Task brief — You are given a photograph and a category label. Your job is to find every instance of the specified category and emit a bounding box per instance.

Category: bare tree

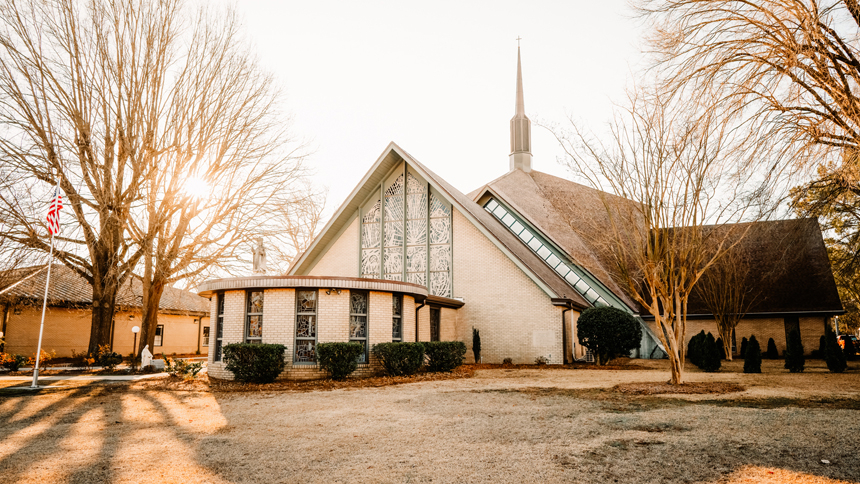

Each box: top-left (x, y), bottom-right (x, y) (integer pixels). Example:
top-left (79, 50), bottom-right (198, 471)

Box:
top-left (0, 0), bottom-right (153, 353)
top-left (693, 243), bottom-right (759, 361)
top-left (549, 89), bottom-right (756, 384)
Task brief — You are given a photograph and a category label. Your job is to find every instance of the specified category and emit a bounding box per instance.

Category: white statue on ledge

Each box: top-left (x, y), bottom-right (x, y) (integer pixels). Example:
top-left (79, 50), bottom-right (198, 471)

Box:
top-left (252, 237), bottom-right (267, 274)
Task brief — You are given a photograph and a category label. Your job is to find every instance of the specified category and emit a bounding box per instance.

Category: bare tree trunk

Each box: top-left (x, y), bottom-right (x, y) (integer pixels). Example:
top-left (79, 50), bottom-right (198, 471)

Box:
top-left (139, 281), bottom-right (165, 355)
top-left (718, 324), bottom-right (734, 361)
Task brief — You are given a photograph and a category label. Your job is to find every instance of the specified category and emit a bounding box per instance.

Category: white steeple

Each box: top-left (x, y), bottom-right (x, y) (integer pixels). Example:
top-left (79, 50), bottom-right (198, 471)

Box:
top-left (509, 43), bottom-right (532, 173)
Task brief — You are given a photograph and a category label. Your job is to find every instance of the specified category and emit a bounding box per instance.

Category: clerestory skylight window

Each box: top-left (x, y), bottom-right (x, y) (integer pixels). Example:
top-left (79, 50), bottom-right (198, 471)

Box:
top-left (484, 198), bottom-right (609, 307)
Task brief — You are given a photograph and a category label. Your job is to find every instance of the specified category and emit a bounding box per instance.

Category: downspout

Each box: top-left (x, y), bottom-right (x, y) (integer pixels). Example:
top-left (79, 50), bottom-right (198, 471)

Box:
top-left (196, 317), bottom-right (201, 354)
top-left (0, 304), bottom-right (8, 352)
top-left (561, 306), bottom-right (571, 365)
top-left (415, 299), bottom-right (426, 342)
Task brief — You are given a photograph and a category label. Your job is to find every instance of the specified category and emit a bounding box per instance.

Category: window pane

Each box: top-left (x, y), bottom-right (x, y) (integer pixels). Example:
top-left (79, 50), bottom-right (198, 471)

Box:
top-left (510, 221), bottom-right (524, 235)
top-left (392, 295), bottom-right (402, 317)
top-left (350, 315), bottom-right (367, 338)
top-left (546, 254), bottom-right (560, 268)
top-left (575, 280), bottom-right (590, 294)
top-left (296, 315), bottom-right (316, 337)
top-left (565, 272), bottom-right (580, 286)
top-left (485, 199), bottom-right (499, 212)
top-left (216, 316), bottom-right (223, 338)
top-left (248, 291), bottom-right (263, 313)
top-left (518, 229), bottom-right (533, 243)
top-left (537, 245), bottom-right (552, 260)
top-left (528, 238), bottom-right (542, 251)
top-left (393, 317), bottom-right (402, 340)
top-left (556, 263), bottom-right (571, 278)
top-left (501, 213), bottom-right (516, 227)
top-left (297, 290), bottom-right (316, 312)
top-left (295, 340), bottom-right (316, 362)
top-left (492, 205), bottom-right (507, 218)
top-left (350, 292), bottom-right (368, 315)
top-left (247, 315), bottom-right (262, 338)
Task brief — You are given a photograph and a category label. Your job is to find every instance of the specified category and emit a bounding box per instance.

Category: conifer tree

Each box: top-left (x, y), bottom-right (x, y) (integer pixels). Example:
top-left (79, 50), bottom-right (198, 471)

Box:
top-left (715, 337), bottom-right (726, 360)
top-left (744, 335), bottom-right (762, 373)
top-left (825, 326), bottom-right (847, 373)
top-left (784, 330), bottom-right (805, 373)
top-left (701, 333), bottom-right (722, 372)
top-left (740, 337), bottom-right (748, 358)
top-left (765, 338), bottom-right (779, 359)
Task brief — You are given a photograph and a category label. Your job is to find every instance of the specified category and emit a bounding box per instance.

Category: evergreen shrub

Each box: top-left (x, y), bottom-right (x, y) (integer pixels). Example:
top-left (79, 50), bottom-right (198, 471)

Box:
top-left (372, 342), bottom-right (425, 376)
top-left (701, 333), bottom-right (722, 372)
top-left (765, 338), bottom-right (779, 359)
top-left (472, 327), bottom-right (481, 363)
top-left (811, 335), bottom-right (826, 359)
top-left (317, 342), bottom-right (364, 380)
top-left (96, 345), bottom-right (123, 370)
top-left (577, 307), bottom-right (642, 365)
top-left (423, 341), bottom-right (466, 372)
top-left (715, 337), bottom-right (726, 360)
top-left (740, 337), bottom-right (748, 358)
top-left (743, 335), bottom-right (762, 373)
top-left (825, 327), bottom-right (847, 373)
top-left (687, 330), bottom-right (706, 368)
top-left (223, 343), bottom-right (286, 383)
top-left (784, 330), bottom-right (805, 373)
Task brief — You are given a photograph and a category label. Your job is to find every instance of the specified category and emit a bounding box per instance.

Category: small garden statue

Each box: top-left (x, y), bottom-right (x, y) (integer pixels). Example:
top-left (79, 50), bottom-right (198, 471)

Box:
top-left (140, 345), bottom-right (153, 368)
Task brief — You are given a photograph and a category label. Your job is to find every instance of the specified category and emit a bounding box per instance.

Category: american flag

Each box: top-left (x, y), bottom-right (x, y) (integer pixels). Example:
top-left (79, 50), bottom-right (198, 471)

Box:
top-left (46, 187), bottom-right (62, 235)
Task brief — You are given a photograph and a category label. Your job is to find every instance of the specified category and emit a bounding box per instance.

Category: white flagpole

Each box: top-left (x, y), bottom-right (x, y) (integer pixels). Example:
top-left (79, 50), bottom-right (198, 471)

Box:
top-left (31, 184), bottom-right (58, 389)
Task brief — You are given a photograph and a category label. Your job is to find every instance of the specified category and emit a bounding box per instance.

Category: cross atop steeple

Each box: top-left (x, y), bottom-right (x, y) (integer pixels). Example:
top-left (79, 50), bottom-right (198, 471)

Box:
top-left (509, 42), bottom-right (532, 173)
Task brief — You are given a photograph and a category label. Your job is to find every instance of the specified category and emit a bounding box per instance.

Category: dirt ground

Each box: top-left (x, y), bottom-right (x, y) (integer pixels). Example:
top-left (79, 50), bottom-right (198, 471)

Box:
top-left (1, 359), bottom-right (859, 484)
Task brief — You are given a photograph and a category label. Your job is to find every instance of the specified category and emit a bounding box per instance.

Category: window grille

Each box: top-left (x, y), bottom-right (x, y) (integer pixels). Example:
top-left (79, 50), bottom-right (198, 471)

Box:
top-left (295, 290), bottom-right (317, 363)
top-left (392, 294), bottom-right (403, 341)
top-left (245, 291), bottom-right (263, 344)
top-left (350, 291), bottom-right (369, 363)
top-left (430, 308), bottom-right (440, 342)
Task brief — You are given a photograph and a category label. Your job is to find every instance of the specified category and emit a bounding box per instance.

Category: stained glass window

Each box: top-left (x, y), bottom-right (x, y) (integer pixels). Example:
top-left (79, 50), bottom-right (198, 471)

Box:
top-left (245, 291), bottom-right (263, 344)
top-left (295, 290), bottom-right (317, 363)
top-left (392, 294), bottom-right (403, 342)
top-left (361, 199), bottom-right (381, 278)
top-left (429, 192), bottom-right (452, 297)
top-left (384, 174), bottom-right (405, 279)
top-left (350, 291), bottom-right (368, 363)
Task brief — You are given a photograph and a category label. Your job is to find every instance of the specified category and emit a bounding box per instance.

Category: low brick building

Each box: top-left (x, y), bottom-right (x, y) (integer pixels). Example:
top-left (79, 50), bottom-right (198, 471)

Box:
top-left (0, 264), bottom-right (210, 358)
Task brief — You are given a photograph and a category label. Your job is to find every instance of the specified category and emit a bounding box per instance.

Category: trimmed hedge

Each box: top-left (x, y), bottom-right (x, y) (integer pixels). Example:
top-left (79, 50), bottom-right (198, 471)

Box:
top-left (317, 342), bottom-right (364, 380)
top-left (577, 307), bottom-right (642, 365)
top-left (423, 341), bottom-right (466, 372)
top-left (223, 343), bottom-right (286, 383)
top-left (687, 330), bottom-right (706, 368)
top-left (372, 342), bottom-right (425, 376)
top-left (743, 335), bottom-right (762, 374)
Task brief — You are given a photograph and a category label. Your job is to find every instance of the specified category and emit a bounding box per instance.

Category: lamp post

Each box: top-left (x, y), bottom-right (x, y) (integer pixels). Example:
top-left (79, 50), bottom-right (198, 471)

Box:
top-left (131, 326), bottom-right (140, 361)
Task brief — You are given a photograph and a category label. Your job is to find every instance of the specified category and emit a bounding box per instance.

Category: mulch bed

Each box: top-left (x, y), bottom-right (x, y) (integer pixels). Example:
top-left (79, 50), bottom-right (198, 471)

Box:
top-left (130, 366), bottom-right (476, 393)
top-left (613, 382), bottom-right (746, 395)
top-left (470, 359), bottom-right (648, 371)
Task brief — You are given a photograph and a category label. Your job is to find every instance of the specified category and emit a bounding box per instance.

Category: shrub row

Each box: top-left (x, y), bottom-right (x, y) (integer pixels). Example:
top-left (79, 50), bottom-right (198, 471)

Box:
top-left (687, 331), bottom-right (721, 372)
top-left (222, 341), bottom-right (467, 383)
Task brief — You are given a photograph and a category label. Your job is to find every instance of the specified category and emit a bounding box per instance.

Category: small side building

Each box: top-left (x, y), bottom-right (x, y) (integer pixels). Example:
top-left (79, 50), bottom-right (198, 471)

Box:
top-left (0, 264), bottom-right (210, 357)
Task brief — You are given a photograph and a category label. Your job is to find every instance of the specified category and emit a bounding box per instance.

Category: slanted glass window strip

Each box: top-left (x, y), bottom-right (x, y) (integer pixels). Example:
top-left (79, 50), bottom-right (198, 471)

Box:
top-left (383, 174), bottom-right (405, 281)
top-left (295, 290), bottom-right (317, 363)
top-left (406, 171), bottom-right (428, 286)
top-left (483, 197), bottom-right (612, 309)
top-left (392, 294), bottom-right (403, 341)
top-left (350, 291), bottom-right (369, 363)
top-left (245, 291), bottom-right (263, 344)
top-left (361, 200), bottom-right (381, 278)
top-left (214, 293), bottom-right (225, 361)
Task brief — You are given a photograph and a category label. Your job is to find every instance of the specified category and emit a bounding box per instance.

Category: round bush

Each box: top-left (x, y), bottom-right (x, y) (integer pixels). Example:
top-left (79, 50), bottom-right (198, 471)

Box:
top-left (317, 342), bottom-right (364, 380)
top-left (577, 307), bottom-right (642, 365)
top-left (423, 341), bottom-right (466, 372)
top-left (223, 343), bottom-right (286, 383)
top-left (372, 342), bottom-right (425, 376)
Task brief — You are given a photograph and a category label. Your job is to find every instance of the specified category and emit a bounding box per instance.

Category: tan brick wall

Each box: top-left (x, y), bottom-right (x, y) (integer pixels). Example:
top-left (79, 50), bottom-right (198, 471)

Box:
top-left (308, 217), bottom-right (360, 277)
top-left (649, 315), bottom-right (830, 358)
top-left (208, 288), bottom-right (417, 381)
top-left (452, 208), bottom-right (564, 364)
top-left (4, 306), bottom-right (207, 358)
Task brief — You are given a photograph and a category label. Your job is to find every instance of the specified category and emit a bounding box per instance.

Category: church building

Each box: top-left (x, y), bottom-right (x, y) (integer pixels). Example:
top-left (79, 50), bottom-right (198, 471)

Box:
top-left (199, 47), bottom-right (842, 380)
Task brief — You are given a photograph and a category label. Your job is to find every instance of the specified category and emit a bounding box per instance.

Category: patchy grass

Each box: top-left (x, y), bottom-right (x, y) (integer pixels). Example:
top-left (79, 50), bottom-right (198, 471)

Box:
top-left (1, 362), bottom-right (859, 483)
top-left (614, 381), bottom-right (746, 395)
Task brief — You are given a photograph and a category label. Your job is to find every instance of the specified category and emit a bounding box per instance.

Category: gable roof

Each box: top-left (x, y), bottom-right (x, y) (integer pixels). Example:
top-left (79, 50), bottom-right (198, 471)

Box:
top-left (686, 218), bottom-right (843, 315)
top-left (473, 169), bottom-right (641, 310)
top-left (0, 264), bottom-right (210, 315)
top-left (475, 170), bottom-right (842, 316)
top-left (289, 142), bottom-right (590, 308)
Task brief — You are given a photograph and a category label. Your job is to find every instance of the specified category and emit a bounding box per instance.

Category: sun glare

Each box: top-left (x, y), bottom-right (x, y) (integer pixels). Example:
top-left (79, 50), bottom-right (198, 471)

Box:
top-left (184, 176), bottom-right (210, 199)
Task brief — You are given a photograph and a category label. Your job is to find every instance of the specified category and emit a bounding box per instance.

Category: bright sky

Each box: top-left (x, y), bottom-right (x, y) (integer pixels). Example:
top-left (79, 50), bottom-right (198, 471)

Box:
top-left (236, 1), bottom-right (648, 215)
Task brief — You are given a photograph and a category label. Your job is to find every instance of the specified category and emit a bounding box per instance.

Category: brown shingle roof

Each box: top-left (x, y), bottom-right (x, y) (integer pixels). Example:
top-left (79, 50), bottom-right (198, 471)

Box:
top-left (478, 170), bottom-right (842, 316)
top-left (0, 264), bottom-right (210, 315)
